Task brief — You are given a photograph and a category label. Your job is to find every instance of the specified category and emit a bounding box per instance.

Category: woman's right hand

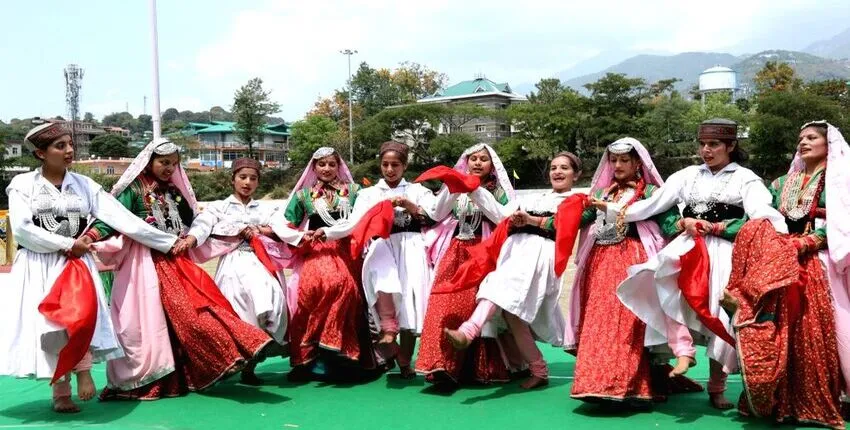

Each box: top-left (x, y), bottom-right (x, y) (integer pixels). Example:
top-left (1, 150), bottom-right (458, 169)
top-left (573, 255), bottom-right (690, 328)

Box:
top-left (588, 197), bottom-right (607, 211)
top-left (70, 236), bottom-right (93, 258)
top-left (681, 218), bottom-right (709, 237)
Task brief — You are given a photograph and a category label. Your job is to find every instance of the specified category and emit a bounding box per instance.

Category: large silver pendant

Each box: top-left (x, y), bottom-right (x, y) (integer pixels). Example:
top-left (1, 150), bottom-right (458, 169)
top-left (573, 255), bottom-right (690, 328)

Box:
top-left (787, 207), bottom-right (807, 220)
top-left (595, 222), bottom-right (625, 245)
top-left (692, 202), bottom-right (710, 214)
top-left (457, 222), bottom-right (475, 240)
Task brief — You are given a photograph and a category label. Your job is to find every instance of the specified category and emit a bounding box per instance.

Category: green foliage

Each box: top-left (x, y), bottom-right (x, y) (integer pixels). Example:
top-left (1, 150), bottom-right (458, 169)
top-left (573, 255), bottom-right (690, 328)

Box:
top-left (289, 116), bottom-right (341, 165)
top-left (232, 78), bottom-right (281, 156)
top-left (427, 133), bottom-right (476, 166)
top-left (89, 134), bottom-right (131, 158)
top-left (749, 90), bottom-right (848, 178)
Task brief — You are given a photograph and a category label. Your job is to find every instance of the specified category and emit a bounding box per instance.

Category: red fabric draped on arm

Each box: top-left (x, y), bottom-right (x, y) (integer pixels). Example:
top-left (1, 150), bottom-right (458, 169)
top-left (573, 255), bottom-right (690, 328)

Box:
top-left (678, 235), bottom-right (736, 346)
top-left (349, 200), bottom-right (395, 257)
top-left (437, 218), bottom-right (512, 295)
top-left (554, 193), bottom-right (588, 277)
top-left (38, 257), bottom-right (98, 384)
top-left (414, 166), bottom-right (480, 193)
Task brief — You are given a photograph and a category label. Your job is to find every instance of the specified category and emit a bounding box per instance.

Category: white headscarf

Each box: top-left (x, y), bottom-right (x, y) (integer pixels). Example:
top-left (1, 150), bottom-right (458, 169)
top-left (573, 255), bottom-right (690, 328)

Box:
top-left (289, 147), bottom-right (354, 194)
top-left (453, 143), bottom-right (515, 199)
top-left (789, 121), bottom-right (850, 270)
top-left (110, 137), bottom-right (198, 212)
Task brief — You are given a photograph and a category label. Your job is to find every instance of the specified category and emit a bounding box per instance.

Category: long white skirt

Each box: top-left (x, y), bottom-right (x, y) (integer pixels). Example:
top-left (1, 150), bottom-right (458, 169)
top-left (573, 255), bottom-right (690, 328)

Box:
top-left (0, 249), bottom-right (122, 379)
top-left (361, 232), bottom-right (432, 334)
top-left (617, 234), bottom-right (738, 373)
top-left (214, 249), bottom-right (287, 345)
top-left (476, 233), bottom-right (565, 346)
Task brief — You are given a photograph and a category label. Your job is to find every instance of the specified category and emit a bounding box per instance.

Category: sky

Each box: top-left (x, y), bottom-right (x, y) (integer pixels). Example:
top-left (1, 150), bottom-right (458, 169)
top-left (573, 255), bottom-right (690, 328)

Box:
top-left (1, 0), bottom-right (849, 123)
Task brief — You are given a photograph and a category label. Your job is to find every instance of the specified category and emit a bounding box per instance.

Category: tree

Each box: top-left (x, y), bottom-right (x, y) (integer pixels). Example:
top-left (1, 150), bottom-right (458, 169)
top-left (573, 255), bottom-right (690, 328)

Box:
top-left (427, 133), bottom-right (476, 166)
top-left (89, 134), bottom-right (131, 158)
top-left (754, 61), bottom-right (803, 94)
top-left (289, 115), bottom-right (341, 165)
top-left (369, 104), bottom-right (442, 161)
top-left (640, 92), bottom-right (693, 144)
top-left (137, 114), bottom-right (153, 133)
top-left (83, 112), bottom-right (95, 123)
top-left (501, 78), bottom-right (589, 180)
top-left (437, 103), bottom-right (490, 134)
top-left (102, 112), bottom-right (137, 132)
top-left (162, 108), bottom-right (180, 122)
top-left (805, 79), bottom-right (850, 109)
top-left (682, 92), bottom-right (748, 139)
top-left (749, 91), bottom-right (847, 178)
top-left (583, 73), bottom-right (649, 147)
top-left (231, 78), bottom-right (281, 157)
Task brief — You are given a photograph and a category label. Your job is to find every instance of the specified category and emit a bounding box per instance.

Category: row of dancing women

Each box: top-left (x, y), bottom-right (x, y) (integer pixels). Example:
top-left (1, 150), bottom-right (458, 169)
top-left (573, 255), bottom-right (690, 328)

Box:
top-left (1, 118), bottom-right (848, 429)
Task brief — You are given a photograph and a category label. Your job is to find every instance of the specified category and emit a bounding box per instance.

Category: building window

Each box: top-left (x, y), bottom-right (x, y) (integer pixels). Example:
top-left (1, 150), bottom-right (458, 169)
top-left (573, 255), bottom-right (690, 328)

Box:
top-left (222, 151), bottom-right (240, 161)
top-left (11, 147), bottom-right (19, 155)
top-left (475, 124), bottom-right (486, 133)
top-left (499, 103), bottom-right (507, 109)
top-left (499, 124), bottom-right (508, 132)
top-left (106, 166), bottom-right (115, 175)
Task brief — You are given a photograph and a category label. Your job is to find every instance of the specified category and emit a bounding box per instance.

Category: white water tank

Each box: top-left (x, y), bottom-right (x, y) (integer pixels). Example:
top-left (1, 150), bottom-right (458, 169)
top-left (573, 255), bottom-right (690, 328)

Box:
top-left (699, 66), bottom-right (737, 92)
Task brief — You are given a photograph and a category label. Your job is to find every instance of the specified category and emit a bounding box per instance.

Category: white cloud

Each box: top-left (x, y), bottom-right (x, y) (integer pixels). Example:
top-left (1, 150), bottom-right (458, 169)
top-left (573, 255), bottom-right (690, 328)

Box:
top-left (183, 0), bottom-right (847, 121)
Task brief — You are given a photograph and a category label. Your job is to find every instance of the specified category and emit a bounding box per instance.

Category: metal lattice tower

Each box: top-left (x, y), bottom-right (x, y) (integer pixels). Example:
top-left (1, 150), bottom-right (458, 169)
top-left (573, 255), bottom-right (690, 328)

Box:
top-left (64, 64), bottom-right (84, 158)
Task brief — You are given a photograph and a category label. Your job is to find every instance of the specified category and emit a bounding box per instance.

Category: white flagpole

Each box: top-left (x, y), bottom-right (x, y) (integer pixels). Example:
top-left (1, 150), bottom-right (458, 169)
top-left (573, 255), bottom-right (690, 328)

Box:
top-left (149, 0), bottom-right (162, 140)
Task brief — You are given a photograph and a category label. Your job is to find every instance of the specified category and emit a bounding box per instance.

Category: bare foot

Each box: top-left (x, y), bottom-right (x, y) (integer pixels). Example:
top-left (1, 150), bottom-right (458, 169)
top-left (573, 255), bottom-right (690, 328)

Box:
top-left (53, 396), bottom-right (80, 413)
top-left (379, 331), bottom-right (398, 345)
top-left (399, 366), bottom-right (416, 379)
top-left (443, 328), bottom-right (471, 350)
top-left (76, 370), bottom-right (96, 401)
top-left (709, 392), bottom-right (734, 410)
top-left (669, 356), bottom-right (694, 377)
top-left (520, 376), bottom-right (549, 390)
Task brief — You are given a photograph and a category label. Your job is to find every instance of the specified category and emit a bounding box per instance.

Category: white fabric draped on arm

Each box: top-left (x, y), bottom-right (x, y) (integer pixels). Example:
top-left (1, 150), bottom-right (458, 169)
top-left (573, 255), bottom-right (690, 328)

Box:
top-left (622, 170), bottom-right (686, 223)
top-left (91, 185), bottom-right (177, 253)
top-left (469, 187), bottom-right (516, 223)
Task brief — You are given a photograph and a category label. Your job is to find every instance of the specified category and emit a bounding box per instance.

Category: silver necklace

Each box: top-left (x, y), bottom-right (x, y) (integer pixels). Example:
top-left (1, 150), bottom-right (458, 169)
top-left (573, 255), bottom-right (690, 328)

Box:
top-left (687, 169), bottom-right (734, 216)
top-left (455, 194), bottom-right (482, 240)
top-left (34, 184), bottom-right (83, 237)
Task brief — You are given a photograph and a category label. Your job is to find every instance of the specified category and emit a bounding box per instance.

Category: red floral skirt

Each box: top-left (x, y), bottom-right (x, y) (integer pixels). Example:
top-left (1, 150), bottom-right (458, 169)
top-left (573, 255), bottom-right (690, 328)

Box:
top-left (288, 239), bottom-right (368, 368)
top-left (415, 238), bottom-right (510, 384)
top-left (738, 252), bottom-right (844, 429)
top-left (100, 253), bottom-right (271, 400)
top-left (571, 238), bottom-right (652, 402)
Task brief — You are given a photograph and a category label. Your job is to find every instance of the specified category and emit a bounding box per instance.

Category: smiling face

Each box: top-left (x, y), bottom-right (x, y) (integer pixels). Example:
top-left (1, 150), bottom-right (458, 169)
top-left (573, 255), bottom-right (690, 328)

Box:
top-left (35, 134), bottom-right (74, 171)
top-left (797, 126), bottom-right (828, 166)
top-left (147, 152), bottom-right (180, 182)
top-left (232, 168), bottom-right (259, 201)
top-left (380, 151), bottom-right (407, 186)
top-left (549, 156), bottom-right (577, 192)
top-left (313, 155), bottom-right (340, 183)
top-left (466, 149), bottom-right (493, 179)
top-left (698, 138), bottom-right (734, 171)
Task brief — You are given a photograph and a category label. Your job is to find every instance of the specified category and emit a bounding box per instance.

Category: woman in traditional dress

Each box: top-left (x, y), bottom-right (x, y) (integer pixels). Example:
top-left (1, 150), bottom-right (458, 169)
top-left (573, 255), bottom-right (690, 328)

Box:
top-left (415, 143), bottom-right (518, 389)
top-left (281, 147), bottom-right (382, 381)
top-left (320, 141), bottom-right (436, 378)
top-left (443, 151), bottom-right (582, 389)
top-left (0, 123), bottom-right (178, 412)
top-left (570, 138), bottom-right (694, 405)
top-left (724, 121), bottom-right (850, 429)
top-left (92, 138), bottom-right (272, 400)
top-left (606, 119), bottom-right (787, 409)
top-left (183, 157), bottom-right (288, 385)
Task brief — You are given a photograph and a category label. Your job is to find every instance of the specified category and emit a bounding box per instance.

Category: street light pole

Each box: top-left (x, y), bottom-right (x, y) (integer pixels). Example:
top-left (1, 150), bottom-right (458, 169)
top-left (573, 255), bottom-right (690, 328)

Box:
top-left (340, 49), bottom-right (357, 164)
top-left (149, 0), bottom-right (162, 140)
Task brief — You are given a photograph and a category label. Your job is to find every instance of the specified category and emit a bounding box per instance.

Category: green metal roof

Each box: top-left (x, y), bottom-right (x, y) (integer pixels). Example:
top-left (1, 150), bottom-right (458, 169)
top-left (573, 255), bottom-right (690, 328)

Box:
top-left (187, 121), bottom-right (290, 137)
top-left (425, 77), bottom-right (513, 99)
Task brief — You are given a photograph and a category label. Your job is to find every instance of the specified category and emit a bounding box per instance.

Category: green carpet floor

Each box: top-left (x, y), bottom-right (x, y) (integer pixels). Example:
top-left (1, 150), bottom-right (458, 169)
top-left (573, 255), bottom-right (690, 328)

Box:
top-left (0, 345), bottom-right (810, 429)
